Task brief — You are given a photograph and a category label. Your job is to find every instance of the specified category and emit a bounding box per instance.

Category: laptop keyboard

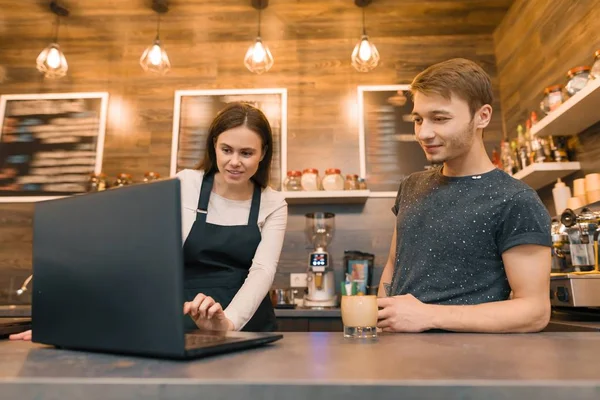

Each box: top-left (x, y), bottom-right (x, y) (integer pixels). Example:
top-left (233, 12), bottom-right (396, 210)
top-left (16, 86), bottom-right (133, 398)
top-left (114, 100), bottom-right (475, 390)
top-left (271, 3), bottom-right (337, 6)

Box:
top-left (184, 333), bottom-right (242, 349)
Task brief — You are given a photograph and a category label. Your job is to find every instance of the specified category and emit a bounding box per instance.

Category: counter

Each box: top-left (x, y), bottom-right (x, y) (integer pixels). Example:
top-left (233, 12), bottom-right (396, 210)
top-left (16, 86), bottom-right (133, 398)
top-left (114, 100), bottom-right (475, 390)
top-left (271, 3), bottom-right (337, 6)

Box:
top-left (1, 332), bottom-right (600, 399)
top-left (4, 305), bottom-right (600, 332)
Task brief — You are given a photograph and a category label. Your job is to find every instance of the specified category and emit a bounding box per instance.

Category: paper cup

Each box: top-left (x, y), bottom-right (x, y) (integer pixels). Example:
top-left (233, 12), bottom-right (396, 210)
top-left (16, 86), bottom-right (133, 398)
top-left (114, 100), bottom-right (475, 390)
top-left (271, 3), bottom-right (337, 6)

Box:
top-left (585, 173), bottom-right (600, 192)
top-left (567, 196), bottom-right (584, 210)
top-left (573, 178), bottom-right (587, 197)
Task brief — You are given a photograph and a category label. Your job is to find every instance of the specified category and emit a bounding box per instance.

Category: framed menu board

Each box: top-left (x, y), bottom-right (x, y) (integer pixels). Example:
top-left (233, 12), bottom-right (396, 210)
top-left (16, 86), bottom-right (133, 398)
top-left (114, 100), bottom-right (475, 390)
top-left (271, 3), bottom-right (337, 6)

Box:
top-left (358, 85), bottom-right (430, 195)
top-left (0, 92), bottom-right (108, 202)
top-left (171, 88), bottom-right (287, 190)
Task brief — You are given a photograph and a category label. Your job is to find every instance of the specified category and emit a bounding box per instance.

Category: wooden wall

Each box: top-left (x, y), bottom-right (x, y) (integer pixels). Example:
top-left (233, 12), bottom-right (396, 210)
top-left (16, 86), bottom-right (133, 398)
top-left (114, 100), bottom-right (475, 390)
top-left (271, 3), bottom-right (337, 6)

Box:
top-left (494, 0), bottom-right (600, 210)
top-left (0, 0), bottom-right (511, 303)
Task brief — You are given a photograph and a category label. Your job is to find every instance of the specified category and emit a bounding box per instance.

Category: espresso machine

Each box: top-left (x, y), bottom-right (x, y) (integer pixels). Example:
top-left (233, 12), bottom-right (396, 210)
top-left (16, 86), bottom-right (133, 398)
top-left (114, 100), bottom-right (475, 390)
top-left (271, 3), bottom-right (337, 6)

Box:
top-left (550, 208), bottom-right (600, 308)
top-left (303, 212), bottom-right (337, 308)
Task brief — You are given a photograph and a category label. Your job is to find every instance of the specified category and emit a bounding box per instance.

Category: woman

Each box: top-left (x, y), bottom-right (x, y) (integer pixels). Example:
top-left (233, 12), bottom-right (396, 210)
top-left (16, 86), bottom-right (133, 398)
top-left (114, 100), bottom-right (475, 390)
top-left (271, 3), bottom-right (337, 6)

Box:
top-left (11, 102), bottom-right (287, 340)
top-left (179, 102), bottom-right (287, 332)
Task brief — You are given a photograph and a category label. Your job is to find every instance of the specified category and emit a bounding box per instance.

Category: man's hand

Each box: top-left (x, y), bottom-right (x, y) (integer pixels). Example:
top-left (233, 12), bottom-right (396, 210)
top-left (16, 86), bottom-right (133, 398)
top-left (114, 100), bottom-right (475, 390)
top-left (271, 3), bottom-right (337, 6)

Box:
top-left (183, 293), bottom-right (234, 332)
top-left (9, 329), bottom-right (32, 341)
top-left (377, 294), bottom-right (434, 332)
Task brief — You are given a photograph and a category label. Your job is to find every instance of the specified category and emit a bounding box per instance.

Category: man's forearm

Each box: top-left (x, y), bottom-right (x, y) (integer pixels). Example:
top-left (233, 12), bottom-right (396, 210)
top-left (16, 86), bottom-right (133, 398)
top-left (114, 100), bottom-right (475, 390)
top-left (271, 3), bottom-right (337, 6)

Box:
top-left (427, 297), bottom-right (550, 333)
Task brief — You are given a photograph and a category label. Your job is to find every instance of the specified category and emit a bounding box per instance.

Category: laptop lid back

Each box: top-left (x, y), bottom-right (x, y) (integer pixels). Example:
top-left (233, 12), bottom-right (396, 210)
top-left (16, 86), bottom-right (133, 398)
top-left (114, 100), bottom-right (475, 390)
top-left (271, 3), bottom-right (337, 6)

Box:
top-left (32, 179), bottom-right (186, 358)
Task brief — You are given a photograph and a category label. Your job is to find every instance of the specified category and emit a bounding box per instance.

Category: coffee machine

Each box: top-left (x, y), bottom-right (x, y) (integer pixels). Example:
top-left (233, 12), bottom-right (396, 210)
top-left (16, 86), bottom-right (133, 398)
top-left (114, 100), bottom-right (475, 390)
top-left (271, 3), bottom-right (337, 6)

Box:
top-left (550, 208), bottom-right (600, 307)
top-left (303, 212), bottom-right (337, 308)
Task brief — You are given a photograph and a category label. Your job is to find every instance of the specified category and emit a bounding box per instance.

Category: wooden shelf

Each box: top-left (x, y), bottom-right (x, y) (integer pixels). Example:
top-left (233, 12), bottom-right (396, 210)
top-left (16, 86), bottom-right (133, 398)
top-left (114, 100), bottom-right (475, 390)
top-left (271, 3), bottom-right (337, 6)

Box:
top-left (283, 190), bottom-right (370, 204)
top-left (531, 78), bottom-right (600, 137)
top-left (513, 162), bottom-right (581, 190)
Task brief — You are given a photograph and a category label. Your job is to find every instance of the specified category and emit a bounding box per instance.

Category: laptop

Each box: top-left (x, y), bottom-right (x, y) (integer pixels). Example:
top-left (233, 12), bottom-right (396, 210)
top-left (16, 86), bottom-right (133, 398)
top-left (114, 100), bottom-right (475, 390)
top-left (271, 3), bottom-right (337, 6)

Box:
top-left (31, 178), bottom-right (282, 359)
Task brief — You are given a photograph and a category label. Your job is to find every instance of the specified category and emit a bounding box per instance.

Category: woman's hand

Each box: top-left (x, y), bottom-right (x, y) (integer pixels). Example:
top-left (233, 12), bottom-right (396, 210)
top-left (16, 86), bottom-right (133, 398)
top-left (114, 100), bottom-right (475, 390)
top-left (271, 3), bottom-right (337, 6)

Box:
top-left (183, 294), bottom-right (234, 332)
top-left (9, 329), bottom-right (32, 341)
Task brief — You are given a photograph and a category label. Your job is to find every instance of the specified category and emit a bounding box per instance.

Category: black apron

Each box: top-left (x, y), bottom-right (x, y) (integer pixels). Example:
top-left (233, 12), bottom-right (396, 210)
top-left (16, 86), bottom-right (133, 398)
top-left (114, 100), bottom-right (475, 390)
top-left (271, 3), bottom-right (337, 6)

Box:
top-left (182, 172), bottom-right (276, 332)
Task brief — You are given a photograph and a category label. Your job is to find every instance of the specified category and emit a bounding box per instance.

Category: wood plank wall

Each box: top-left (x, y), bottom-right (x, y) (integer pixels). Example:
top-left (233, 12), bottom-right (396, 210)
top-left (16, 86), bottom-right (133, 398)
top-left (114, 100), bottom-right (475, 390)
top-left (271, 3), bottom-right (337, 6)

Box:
top-left (0, 0), bottom-right (507, 302)
top-left (494, 0), bottom-right (600, 212)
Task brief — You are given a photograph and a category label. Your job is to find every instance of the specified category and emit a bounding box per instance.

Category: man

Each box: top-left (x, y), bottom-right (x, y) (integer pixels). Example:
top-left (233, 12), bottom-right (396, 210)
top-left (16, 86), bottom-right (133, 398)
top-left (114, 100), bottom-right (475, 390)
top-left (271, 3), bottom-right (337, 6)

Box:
top-left (377, 58), bottom-right (551, 333)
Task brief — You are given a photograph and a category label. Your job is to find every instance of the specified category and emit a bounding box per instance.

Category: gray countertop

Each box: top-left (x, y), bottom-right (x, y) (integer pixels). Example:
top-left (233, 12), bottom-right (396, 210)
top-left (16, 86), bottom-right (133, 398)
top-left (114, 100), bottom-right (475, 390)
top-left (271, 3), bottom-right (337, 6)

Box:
top-left (1, 332), bottom-right (600, 399)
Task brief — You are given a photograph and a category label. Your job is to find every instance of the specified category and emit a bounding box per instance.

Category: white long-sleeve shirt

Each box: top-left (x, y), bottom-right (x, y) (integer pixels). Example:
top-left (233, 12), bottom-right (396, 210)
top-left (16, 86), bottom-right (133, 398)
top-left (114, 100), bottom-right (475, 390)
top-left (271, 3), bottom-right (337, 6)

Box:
top-left (176, 169), bottom-right (288, 330)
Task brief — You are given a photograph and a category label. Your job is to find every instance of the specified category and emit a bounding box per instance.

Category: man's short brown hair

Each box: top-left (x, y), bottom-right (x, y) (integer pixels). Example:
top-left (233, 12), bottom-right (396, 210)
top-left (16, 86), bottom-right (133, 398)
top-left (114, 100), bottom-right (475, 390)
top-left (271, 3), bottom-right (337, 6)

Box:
top-left (410, 58), bottom-right (493, 118)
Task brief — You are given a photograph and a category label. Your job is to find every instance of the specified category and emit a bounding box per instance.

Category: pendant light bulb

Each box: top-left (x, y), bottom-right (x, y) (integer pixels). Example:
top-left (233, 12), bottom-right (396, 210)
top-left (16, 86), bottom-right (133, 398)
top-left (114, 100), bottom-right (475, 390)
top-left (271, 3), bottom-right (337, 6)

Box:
top-left (358, 37), bottom-right (372, 61)
top-left (36, 2), bottom-right (70, 80)
top-left (46, 47), bottom-right (61, 69)
top-left (140, 6), bottom-right (171, 75)
top-left (140, 39), bottom-right (171, 74)
top-left (351, 35), bottom-right (379, 72)
top-left (36, 43), bottom-right (69, 79)
top-left (351, 2), bottom-right (380, 73)
top-left (244, 37), bottom-right (274, 74)
top-left (245, 2), bottom-right (274, 74)
top-left (148, 44), bottom-right (163, 66)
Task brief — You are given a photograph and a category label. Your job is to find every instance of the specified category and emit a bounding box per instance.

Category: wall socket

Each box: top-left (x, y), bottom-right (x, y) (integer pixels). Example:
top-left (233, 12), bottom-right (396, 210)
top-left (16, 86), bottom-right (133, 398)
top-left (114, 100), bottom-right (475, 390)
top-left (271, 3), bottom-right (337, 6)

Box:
top-left (290, 273), bottom-right (308, 287)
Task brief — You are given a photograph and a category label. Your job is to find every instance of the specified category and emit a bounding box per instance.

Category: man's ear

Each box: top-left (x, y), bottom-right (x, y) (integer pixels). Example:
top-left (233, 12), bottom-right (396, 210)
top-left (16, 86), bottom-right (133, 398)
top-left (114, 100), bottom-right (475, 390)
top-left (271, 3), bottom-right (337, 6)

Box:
top-left (476, 104), bottom-right (492, 130)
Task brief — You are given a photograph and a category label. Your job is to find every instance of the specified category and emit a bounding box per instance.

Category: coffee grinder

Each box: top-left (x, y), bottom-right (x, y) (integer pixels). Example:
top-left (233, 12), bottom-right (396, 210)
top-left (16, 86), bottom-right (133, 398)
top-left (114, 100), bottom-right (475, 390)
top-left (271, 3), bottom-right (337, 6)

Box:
top-left (303, 212), bottom-right (337, 308)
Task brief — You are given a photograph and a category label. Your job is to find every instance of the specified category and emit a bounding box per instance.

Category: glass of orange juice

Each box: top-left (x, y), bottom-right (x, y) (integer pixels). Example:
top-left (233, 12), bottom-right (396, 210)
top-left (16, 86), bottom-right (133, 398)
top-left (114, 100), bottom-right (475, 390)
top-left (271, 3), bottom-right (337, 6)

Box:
top-left (341, 295), bottom-right (378, 338)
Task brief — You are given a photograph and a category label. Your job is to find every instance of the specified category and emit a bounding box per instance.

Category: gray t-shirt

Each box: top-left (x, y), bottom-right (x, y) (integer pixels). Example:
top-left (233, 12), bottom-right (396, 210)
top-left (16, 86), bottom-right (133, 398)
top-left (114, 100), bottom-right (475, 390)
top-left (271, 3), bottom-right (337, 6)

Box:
top-left (389, 166), bottom-right (551, 305)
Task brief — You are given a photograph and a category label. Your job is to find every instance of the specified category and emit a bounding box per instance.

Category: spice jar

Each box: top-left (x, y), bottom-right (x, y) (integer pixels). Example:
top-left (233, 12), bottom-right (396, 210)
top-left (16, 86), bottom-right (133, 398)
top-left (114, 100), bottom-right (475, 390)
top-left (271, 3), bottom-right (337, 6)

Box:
top-left (344, 174), bottom-right (359, 190)
top-left (321, 168), bottom-right (344, 191)
top-left (88, 173), bottom-right (108, 192)
top-left (301, 168), bottom-right (320, 191)
top-left (357, 177), bottom-right (367, 190)
top-left (284, 170), bottom-right (302, 191)
top-left (143, 171), bottom-right (161, 183)
top-left (566, 66), bottom-right (591, 96)
top-left (591, 50), bottom-right (600, 79)
top-left (114, 173), bottom-right (133, 187)
top-left (540, 85), bottom-right (567, 114)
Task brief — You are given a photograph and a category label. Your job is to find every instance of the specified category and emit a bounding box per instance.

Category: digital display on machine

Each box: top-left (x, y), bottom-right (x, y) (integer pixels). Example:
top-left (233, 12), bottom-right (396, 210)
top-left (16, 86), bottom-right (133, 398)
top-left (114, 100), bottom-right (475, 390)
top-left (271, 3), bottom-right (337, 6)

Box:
top-left (310, 253), bottom-right (328, 267)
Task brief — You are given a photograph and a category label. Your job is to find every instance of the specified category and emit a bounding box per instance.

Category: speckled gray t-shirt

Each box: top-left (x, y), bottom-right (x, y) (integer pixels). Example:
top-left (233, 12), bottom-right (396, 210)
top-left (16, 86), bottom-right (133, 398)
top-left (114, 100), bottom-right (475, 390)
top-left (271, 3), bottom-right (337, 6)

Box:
top-left (389, 166), bottom-right (551, 305)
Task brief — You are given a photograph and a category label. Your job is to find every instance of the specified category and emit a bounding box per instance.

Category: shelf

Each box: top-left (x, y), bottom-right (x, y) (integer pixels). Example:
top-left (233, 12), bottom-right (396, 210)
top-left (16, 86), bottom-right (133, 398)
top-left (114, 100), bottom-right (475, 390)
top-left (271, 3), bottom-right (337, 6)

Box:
top-left (532, 78), bottom-right (600, 137)
top-left (513, 162), bottom-right (581, 190)
top-left (283, 190), bottom-right (370, 204)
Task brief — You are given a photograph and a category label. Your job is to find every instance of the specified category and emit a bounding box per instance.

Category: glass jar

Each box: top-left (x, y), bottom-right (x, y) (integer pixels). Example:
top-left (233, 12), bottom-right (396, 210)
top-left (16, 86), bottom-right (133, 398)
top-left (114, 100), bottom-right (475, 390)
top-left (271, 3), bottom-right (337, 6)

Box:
top-left (344, 174), bottom-right (359, 190)
top-left (321, 168), bottom-right (344, 191)
top-left (591, 50), bottom-right (600, 79)
top-left (540, 85), bottom-right (567, 114)
top-left (301, 168), bottom-right (320, 191)
top-left (88, 173), bottom-right (108, 192)
top-left (114, 173), bottom-right (133, 187)
top-left (284, 170), bottom-right (302, 191)
top-left (566, 66), bottom-right (591, 96)
top-left (357, 177), bottom-right (367, 190)
top-left (143, 171), bottom-right (160, 183)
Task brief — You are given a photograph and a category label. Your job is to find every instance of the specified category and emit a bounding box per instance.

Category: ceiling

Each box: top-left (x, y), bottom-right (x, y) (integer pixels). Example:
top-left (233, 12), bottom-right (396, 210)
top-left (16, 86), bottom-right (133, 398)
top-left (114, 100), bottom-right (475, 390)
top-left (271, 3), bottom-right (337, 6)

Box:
top-left (1, 0), bottom-right (516, 43)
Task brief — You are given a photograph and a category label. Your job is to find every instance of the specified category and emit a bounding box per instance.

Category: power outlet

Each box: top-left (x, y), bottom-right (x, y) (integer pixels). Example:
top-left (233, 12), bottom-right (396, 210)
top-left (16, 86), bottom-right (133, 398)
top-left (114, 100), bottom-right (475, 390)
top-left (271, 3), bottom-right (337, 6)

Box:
top-left (290, 273), bottom-right (308, 287)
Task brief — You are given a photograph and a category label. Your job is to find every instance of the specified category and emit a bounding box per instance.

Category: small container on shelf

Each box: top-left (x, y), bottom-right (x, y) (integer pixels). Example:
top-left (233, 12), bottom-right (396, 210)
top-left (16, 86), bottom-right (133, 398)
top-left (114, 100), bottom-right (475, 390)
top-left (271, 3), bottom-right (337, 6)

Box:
top-left (321, 168), bottom-right (344, 191)
top-left (301, 168), bottom-right (320, 191)
top-left (143, 171), bottom-right (161, 183)
top-left (284, 170), bottom-right (302, 191)
top-left (88, 173), bottom-right (108, 192)
top-left (591, 50), bottom-right (600, 79)
top-left (114, 173), bottom-right (133, 188)
top-left (357, 177), bottom-right (368, 190)
top-left (540, 84), bottom-right (567, 114)
top-left (344, 174), bottom-right (359, 190)
top-left (565, 66), bottom-right (591, 96)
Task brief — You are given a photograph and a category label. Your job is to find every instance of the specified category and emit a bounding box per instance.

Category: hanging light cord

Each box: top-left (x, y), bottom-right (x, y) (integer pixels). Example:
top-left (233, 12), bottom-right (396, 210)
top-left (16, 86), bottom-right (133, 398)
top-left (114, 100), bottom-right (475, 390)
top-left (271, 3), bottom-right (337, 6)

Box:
top-left (257, 8), bottom-right (262, 37)
top-left (156, 13), bottom-right (161, 41)
top-left (362, 7), bottom-right (367, 35)
top-left (53, 14), bottom-right (60, 43)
